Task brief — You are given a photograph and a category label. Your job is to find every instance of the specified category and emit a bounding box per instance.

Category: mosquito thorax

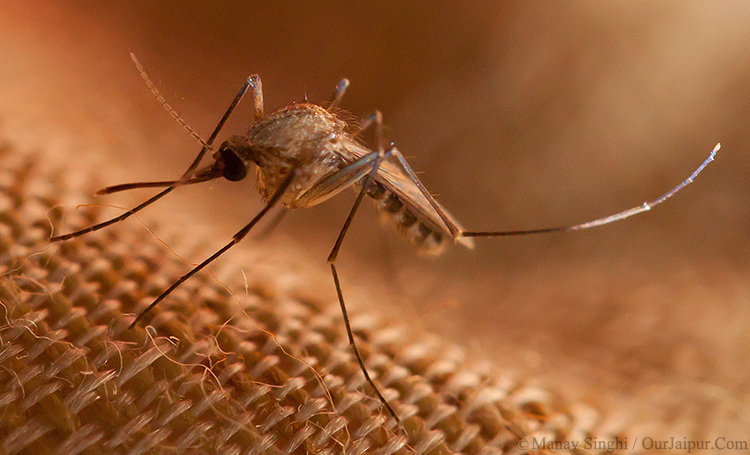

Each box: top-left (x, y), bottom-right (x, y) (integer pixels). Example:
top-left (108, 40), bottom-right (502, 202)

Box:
top-left (243, 103), bottom-right (352, 205)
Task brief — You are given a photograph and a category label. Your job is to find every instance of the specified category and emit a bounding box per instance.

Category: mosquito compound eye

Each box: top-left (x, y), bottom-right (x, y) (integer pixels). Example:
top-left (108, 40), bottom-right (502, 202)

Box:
top-left (219, 147), bottom-right (248, 181)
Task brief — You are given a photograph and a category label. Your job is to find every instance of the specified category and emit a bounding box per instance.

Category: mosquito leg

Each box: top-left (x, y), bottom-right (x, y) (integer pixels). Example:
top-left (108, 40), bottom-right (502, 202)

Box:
top-left (326, 147), bottom-right (402, 427)
top-left (50, 60), bottom-right (260, 242)
top-left (320, 75), bottom-right (381, 144)
top-left (325, 77), bottom-right (381, 147)
top-left (249, 74), bottom-right (264, 122)
top-left (355, 109), bottom-right (460, 238)
top-left (388, 147), bottom-right (463, 239)
top-left (292, 152), bottom-right (381, 207)
top-left (357, 111), bottom-right (381, 137)
top-left (130, 165), bottom-right (299, 328)
top-left (326, 79), bottom-right (350, 110)
top-left (388, 143), bottom-right (719, 241)
top-left (329, 264), bottom-right (402, 426)
top-left (462, 143), bottom-right (719, 237)
top-left (254, 208), bottom-right (288, 241)
top-left (50, 188), bottom-right (181, 242)
top-left (354, 111), bottom-right (385, 153)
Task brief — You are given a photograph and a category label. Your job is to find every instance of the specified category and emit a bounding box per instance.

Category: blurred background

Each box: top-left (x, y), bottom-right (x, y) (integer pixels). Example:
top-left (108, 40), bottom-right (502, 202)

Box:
top-left (1, 0), bottom-right (748, 439)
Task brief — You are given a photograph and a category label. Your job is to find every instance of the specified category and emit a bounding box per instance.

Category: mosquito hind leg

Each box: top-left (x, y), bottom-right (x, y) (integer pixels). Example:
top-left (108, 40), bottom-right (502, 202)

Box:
top-left (461, 143), bottom-right (720, 237)
top-left (387, 147), bottom-right (464, 239)
top-left (355, 111), bottom-right (386, 153)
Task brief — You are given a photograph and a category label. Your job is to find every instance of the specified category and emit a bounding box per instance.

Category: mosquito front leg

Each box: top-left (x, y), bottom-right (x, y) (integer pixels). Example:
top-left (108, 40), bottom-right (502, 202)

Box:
top-left (50, 58), bottom-right (259, 242)
top-left (130, 165), bottom-right (299, 327)
top-left (129, 53), bottom-right (257, 176)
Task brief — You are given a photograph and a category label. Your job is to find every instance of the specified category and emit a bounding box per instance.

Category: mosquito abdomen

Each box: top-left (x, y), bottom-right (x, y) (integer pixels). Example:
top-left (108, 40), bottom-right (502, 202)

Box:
top-left (363, 179), bottom-right (448, 255)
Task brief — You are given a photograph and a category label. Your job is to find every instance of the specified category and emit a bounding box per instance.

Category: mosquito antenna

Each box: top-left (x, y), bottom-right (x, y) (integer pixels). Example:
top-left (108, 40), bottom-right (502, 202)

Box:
top-left (130, 53), bottom-right (210, 150)
top-left (130, 53), bottom-right (253, 179)
top-left (462, 143), bottom-right (719, 238)
top-left (50, 55), bottom-right (253, 242)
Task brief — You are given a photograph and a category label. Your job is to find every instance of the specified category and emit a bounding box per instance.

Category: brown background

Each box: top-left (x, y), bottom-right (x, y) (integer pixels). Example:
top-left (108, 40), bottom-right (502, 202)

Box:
top-left (1, 1), bottom-right (748, 438)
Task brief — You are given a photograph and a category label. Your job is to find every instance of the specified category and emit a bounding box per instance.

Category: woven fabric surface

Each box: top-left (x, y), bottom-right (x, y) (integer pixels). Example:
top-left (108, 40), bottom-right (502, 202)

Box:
top-left (0, 143), bottom-right (609, 454)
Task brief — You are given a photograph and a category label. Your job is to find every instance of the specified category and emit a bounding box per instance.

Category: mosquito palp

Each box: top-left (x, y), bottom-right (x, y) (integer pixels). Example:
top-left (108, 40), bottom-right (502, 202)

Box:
top-left (96, 165), bottom-right (221, 195)
top-left (51, 54), bottom-right (718, 430)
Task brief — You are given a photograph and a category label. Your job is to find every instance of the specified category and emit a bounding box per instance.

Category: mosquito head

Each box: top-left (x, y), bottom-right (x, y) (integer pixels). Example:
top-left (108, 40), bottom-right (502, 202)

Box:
top-left (216, 135), bottom-right (254, 182)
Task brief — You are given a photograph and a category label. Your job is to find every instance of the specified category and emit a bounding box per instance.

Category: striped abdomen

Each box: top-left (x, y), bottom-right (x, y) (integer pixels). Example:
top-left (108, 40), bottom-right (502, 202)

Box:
top-left (362, 179), bottom-right (449, 255)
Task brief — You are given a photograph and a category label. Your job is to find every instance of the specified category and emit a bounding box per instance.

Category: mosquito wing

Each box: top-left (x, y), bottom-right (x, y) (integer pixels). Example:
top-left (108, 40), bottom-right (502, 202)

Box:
top-left (341, 142), bottom-right (475, 250)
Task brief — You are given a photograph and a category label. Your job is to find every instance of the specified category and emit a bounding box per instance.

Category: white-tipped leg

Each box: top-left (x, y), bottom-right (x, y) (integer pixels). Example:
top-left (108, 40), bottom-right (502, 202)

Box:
top-left (327, 78), bottom-right (350, 110)
top-left (462, 143), bottom-right (720, 237)
top-left (248, 74), bottom-right (264, 121)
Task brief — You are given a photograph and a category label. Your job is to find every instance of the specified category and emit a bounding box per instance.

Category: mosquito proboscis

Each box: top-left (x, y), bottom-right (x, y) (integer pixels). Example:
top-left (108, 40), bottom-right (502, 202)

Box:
top-left (50, 53), bottom-right (718, 429)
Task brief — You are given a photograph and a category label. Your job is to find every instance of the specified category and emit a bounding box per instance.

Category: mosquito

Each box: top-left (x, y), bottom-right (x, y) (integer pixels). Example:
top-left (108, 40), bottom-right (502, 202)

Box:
top-left (50, 54), bottom-right (718, 427)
